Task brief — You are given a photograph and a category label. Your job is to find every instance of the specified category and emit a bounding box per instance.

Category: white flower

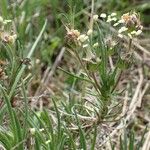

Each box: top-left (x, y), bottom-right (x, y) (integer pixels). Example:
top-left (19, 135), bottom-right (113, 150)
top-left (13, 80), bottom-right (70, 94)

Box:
top-left (111, 12), bottom-right (117, 17)
top-left (118, 27), bottom-right (128, 33)
top-left (118, 19), bottom-right (125, 24)
top-left (77, 34), bottom-right (89, 42)
top-left (39, 128), bottom-right (44, 132)
top-left (73, 29), bottom-right (80, 37)
top-left (106, 18), bottom-right (111, 22)
top-left (45, 140), bottom-right (51, 144)
top-left (9, 34), bottom-right (17, 43)
top-left (36, 59), bottom-right (40, 64)
top-left (106, 15), bottom-right (117, 22)
top-left (93, 15), bottom-right (98, 21)
top-left (111, 17), bottom-right (117, 21)
top-left (100, 13), bottom-right (107, 18)
top-left (128, 33), bottom-right (132, 39)
top-left (0, 16), bottom-right (3, 23)
top-left (106, 15), bottom-right (112, 22)
top-left (118, 34), bottom-right (123, 38)
top-left (93, 42), bottom-right (99, 47)
top-left (136, 30), bottom-right (142, 35)
top-left (113, 22), bottom-right (120, 26)
top-left (130, 31), bottom-right (137, 35)
top-left (87, 29), bottom-right (93, 35)
top-left (83, 35), bottom-right (89, 41)
top-left (83, 44), bottom-right (88, 48)
top-left (30, 128), bottom-right (36, 135)
top-left (3, 19), bottom-right (11, 25)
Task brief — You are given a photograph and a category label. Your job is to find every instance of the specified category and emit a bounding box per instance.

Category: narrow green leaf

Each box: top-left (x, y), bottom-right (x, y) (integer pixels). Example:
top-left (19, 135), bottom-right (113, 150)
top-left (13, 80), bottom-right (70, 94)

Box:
top-left (136, 126), bottom-right (148, 150)
top-left (8, 19), bottom-right (47, 99)
top-left (129, 131), bottom-right (134, 150)
top-left (58, 67), bottom-right (93, 83)
top-left (91, 123), bottom-right (97, 150)
top-left (74, 110), bottom-right (87, 150)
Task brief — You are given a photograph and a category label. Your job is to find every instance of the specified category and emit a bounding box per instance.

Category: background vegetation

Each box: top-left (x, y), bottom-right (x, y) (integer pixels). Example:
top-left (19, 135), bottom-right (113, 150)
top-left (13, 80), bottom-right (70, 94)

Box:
top-left (0, 0), bottom-right (149, 149)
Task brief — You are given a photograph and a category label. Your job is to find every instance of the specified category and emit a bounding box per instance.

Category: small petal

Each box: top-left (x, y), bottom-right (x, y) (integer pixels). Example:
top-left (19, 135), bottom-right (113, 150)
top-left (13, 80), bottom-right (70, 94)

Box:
top-left (118, 19), bottom-right (125, 24)
top-left (45, 140), bottom-right (51, 144)
top-left (0, 16), bottom-right (3, 22)
top-left (118, 27), bottom-right (128, 33)
top-left (113, 22), bottom-right (119, 26)
top-left (136, 30), bottom-right (142, 35)
top-left (111, 17), bottom-right (117, 21)
top-left (111, 12), bottom-right (117, 17)
top-left (93, 42), bottom-right (99, 47)
top-left (77, 34), bottom-right (88, 42)
top-left (87, 29), bottom-right (93, 35)
top-left (93, 15), bottom-right (99, 21)
top-left (30, 128), bottom-right (36, 135)
top-left (100, 13), bottom-right (107, 18)
top-left (106, 18), bottom-right (112, 22)
top-left (83, 44), bottom-right (88, 48)
top-left (106, 15), bottom-right (112, 22)
top-left (3, 20), bottom-right (12, 24)
top-left (130, 31), bottom-right (137, 35)
top-left (128, 33), bottom-right (132, 39)
top-left (118, 34), bottom-right (123, 38)
top-left (39, 128), bottom-right (44, 132)
top-left (73, 29), bottom-right (80, 37)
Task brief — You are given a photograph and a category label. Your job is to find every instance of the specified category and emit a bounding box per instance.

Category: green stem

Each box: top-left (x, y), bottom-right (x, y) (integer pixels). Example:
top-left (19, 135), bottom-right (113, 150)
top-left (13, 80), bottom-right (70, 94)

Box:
top-left (72, 48), bottom-right (101, 97)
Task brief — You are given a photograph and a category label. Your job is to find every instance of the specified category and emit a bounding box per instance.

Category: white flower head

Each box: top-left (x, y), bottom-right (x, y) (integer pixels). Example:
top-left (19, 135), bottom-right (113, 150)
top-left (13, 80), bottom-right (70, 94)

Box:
top-left (111, 12), bottom-right (117, 17)
top-left (77, 34), bottom-right (89, 42)
top-left (45, 140), bottom-right (51, 145)
top-left (83, 44), bottom-right (88, 48)
top-left (93, 15), bottom-right (99, 21)
top-left (118, 34), bottom-right (123, 38)
top-left (118, 26), bottom-right (128, 33)
top-left (9, 34), bottom-right (17, 43)
top-left (113, 22), bottom-right (120, 26)
top-left (30, 128), bottom-right (36, 135)
top-left (93, 42), bottom-right (99, 47)
top-left (136, 30), bottom-right (142, 35)
top-left (106, 15), bottom-right (112, 22)
top-left (130, 31), bottom-right (137, 35)
top-left (39, 128), bottom-right (44, 132)
top-left (128, 33), bottom-right (132, 39)
top-left (0, 16), bottom-right (3, 23)
top-left (100, 13), bottom-right (107, 18)
top-left (118, 19), bottom-right (125, 24)
top-left (87, 29), bottom-right (93, 35)
top-left (3, 19), bottom-right (12, 25)
top-left (111, 17), bottom-right (117, 22)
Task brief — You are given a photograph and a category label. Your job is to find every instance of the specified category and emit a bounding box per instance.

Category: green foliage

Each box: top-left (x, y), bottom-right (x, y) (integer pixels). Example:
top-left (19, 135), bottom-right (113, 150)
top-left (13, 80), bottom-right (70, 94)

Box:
top-left (110, 127), bottom-right (148, 150)
top-left (0, 0), bottom-right (149, 149)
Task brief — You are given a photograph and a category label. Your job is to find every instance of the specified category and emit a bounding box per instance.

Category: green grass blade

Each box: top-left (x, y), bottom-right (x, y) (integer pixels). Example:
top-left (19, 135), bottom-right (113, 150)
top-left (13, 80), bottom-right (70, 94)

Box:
top-left (91, 123), bottom-right (97, 150)
top-left (8, 19), bottom-right (47, 99)
top-left (74, 110), bottom-right (87, 150)
top-left (0, 131), bottom-right (12, 149)
top-left (136, 126), bottom-right (148, 150)
top-left (0, 85), bottom-right (17, 142)
top-left (129, 131), bottom-right (134, 150)
top-left (58, 67), bottom-right (93, 83)
top-left (0, 0), bottom-right (8, 18)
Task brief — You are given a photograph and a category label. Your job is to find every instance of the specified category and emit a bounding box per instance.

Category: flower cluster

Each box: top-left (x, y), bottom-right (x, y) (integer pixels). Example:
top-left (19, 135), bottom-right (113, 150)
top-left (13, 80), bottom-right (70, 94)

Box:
top-left (66, 18), bottom-right (100, 61)
top-left (99, 12), bottom-right (143, 39)
top-left (65, 12), bottom-right (143, 52)
top-left (0, 16), bottom-right (17, 44)
top-left (66, 19), bottom-right (99, 49)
